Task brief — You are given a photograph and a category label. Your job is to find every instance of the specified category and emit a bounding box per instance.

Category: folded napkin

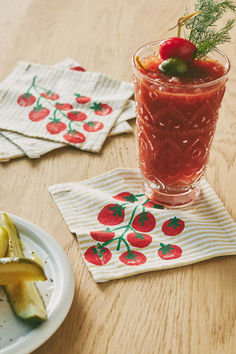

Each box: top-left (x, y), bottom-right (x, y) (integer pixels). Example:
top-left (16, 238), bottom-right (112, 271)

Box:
top-left (0, 61), bottom-right (134, 153)
top-left (48, 168), bottom-right (236, 282)
top-left (1, 121), bottom-right (132, 159)
top-left (1, 131), bottom-right (65, 159)
top-left (0, 59), bottom-right (134, 160)
top-left (0, 133), bottom-right (24, 161)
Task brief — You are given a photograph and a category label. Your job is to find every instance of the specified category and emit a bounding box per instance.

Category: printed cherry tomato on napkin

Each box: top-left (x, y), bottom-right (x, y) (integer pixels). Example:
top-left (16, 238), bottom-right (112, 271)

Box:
top-left (29, 106), bottom-right (50, 122)
top-left (162, 217), bottom-right (185, 236)
top-left (46, 120), bottom-right (67, 134)
top-left (41, 91), bottom-right (59, 101)
top-left (55, 102), bottom-right (73, 111)
top-left (127, 232), bottom-right (152, 248)
top-left (113, 192), bottom-right (138, 203)
top-left (119, 251), bottom-right (146, 266)
top-left (74, 93), bottom-right (91, 104)
top-left (63, 130), bottom-right (86, 144)
top-left (132, 211), bottom-right (156, 232)
top-left (144, 200), bottom-right (164, 209)
top-left (158, 243), bottom-right (182, 260)
top-left (90, 102), bottom-right (113, 116)
top-left (83, 122), bottom-right (104, 132)
top-left (90, 231), bottom-right (115, 242)
top-left (84, 245), bottom-right (112, 266)
top-left (98, 204), bottom-right (125, 225)
top-left (67, 111), bottom-right (87, 121)
top-left (17, 93), bottom-right (36, 107)
top-left (70, 66), bottom-right (86, 72)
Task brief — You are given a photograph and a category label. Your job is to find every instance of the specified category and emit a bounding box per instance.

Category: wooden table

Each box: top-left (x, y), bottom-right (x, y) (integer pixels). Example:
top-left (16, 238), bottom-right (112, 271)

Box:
top-left (0, 0), bottom-right (236, 353)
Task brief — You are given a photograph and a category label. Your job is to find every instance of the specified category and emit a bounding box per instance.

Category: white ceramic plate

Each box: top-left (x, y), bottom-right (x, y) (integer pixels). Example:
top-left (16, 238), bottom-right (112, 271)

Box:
top-left (0, 213), bottom-right (75, 354)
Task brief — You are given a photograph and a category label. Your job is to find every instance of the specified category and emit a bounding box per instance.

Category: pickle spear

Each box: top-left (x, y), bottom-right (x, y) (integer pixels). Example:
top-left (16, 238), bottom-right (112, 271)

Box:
top-left (0, 257), bottom-right (47, 285)
top-left (0, 226), bottom-right (8, 257)
top-left (0, 212), bottom-right (47, 322)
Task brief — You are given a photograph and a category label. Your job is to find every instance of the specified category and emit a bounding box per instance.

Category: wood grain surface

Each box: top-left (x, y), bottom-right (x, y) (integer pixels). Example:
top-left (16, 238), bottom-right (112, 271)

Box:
top-left (0, 0), bottom-right (235, 353)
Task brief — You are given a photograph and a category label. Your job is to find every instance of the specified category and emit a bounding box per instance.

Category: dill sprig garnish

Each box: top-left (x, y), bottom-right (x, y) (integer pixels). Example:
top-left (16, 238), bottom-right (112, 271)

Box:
top-left (185, 0), bottom-right (236, 59)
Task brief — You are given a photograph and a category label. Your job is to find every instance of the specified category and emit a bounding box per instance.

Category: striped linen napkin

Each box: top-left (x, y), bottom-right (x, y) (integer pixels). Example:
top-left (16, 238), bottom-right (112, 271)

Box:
top-left (48, 168), bottom-right (236, 282)
top-left (0, 133), bottom-right (24, 161)
top-left (1, 131), bottom-right (65, 159)
top-left (0, 59), bottom-right (134, 160)
top-left (1, 120), bottom-right (132, 159)
top-left (0, 61), bottom-right (134, 153)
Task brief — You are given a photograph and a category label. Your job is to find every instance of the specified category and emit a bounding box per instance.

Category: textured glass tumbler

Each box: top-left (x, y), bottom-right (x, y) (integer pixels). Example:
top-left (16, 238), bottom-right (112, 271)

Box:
top-left (132, 41), bottom-right (230, 208)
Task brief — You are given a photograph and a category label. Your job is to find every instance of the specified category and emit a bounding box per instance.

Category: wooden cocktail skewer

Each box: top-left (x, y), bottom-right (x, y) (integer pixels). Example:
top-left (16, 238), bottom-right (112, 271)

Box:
top-left (169, 11), bottom-right (200, 37)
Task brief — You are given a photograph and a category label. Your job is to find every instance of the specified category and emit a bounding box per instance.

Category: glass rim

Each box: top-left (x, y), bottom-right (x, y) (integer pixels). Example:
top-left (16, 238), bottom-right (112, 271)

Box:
top-left (132, 39), bottom-right (231, 89)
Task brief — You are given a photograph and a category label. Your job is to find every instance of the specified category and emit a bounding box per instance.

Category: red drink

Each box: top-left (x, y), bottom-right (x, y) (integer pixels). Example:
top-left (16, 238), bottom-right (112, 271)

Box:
top-left (133, 41), bottom-right (230, 207)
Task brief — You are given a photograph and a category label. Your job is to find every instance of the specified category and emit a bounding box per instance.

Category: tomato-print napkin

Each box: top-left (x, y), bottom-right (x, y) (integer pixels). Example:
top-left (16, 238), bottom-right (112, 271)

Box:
top-left (0, 59), bottom-right (134, 160)
top-left (0, 61), bottom-right (134, 153)
top-left (48, 168), bottom-right (236, 282)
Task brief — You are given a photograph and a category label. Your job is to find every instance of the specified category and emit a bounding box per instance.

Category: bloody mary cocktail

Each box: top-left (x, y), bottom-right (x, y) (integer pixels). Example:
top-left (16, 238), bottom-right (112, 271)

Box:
top-left (132, 40), bottom-right (230, 207)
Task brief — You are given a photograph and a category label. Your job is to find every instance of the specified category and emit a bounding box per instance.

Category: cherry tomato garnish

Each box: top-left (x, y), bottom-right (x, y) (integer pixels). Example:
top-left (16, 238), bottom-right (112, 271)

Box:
top-left (159, 37), bottom-right (196, 62)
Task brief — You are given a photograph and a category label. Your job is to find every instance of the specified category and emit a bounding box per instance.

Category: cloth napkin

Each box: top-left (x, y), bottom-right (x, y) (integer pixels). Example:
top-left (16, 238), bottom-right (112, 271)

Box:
top-left (0, 59), bottom-right (135, 160)
top-left (1, 131), bottom-right (65, 159)
top-left (0, 132), bottom-right (24, 161)
top-left (1, 120), bottom-right (132, 159)
top-left (0, 61), bottom-right (134, 153)
top-left (48, 168), bottom-right (236, 282)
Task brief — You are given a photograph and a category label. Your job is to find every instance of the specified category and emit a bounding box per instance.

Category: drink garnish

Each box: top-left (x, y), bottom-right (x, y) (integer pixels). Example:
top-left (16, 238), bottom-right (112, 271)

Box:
top-left (159, 0), bottom-right (235, 75)
top-left (135, 56), bottom-right (147, 71)
top-left (169, 11), bottom-right (200, 37)
top-left (135, 56), bottom-right (153, 72)
top-left (135, 0), bottom-right (235, 77)
top-left (159, 57), bottom-right (188, 76)
top-left (185, 0), bottom-right (236, 59)
top-left (159, 37), bottom-right (197, 62)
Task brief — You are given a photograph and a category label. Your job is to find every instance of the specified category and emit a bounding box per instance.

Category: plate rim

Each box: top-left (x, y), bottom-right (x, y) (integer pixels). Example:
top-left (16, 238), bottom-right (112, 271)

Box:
top-left (0, 212), bottom-right (75, 354)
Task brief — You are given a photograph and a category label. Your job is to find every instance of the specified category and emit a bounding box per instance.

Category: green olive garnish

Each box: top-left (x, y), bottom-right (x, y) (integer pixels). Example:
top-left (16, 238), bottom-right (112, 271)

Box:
top-left (159, 57), bottom-right (188, 76)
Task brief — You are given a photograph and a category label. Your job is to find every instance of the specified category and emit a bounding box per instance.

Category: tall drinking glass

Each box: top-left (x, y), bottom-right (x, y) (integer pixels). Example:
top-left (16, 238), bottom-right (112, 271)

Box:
top-left (132, 40), bottom-right (230, 208)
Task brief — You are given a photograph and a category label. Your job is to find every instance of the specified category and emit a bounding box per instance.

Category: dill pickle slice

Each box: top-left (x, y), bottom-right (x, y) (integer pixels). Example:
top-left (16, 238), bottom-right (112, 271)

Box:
top-left (0, 212), bottom-right (47, 322)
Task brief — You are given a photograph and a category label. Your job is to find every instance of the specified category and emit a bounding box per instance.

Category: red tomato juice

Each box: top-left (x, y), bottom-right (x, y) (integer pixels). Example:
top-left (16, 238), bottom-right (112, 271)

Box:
top-left (133, 43), bottom-right (229, 207)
